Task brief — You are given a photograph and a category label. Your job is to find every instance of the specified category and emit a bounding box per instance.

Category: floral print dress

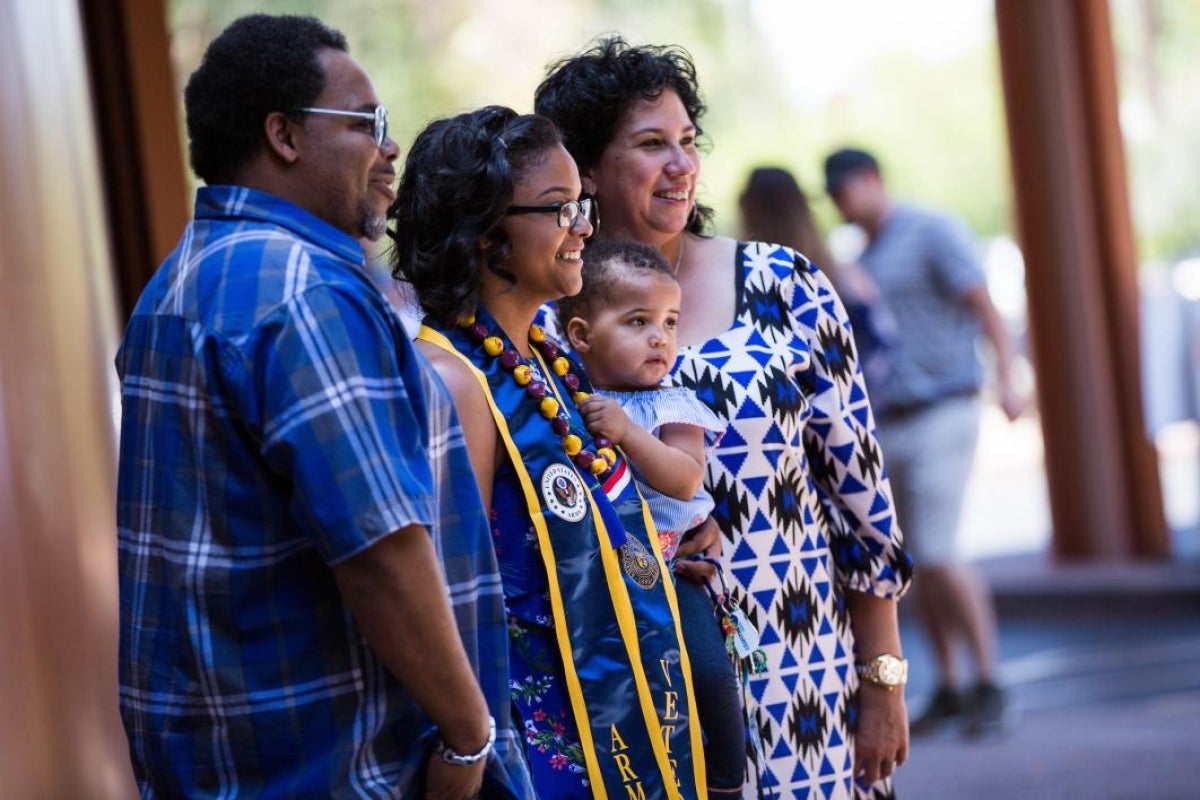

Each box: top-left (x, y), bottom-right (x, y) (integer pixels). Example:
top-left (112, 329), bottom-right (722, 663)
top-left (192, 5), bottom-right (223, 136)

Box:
top-left (491, 459), bottom-right (591, 796)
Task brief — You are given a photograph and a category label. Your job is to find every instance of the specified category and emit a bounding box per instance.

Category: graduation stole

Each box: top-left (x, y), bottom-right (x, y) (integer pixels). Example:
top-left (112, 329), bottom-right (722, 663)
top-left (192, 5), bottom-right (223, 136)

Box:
top-left (420, 312), bottom-right (706, 800)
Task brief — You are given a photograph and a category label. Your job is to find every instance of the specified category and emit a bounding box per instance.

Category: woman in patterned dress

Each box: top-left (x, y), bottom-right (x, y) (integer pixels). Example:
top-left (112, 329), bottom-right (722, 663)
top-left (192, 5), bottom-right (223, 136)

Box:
top-left (389, 105), bottom-right (705, 799)
top-left (535, 38), bottom-right (914, 800)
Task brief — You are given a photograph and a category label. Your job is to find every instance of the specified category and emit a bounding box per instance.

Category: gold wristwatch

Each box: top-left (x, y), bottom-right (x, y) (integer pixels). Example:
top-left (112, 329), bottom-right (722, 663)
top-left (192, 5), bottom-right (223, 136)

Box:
top-left (855, 654), bottom-right (908, 691)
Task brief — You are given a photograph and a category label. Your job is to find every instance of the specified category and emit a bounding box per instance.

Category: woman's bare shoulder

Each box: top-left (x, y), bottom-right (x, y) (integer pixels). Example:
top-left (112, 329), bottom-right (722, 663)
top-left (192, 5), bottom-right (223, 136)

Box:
top-left (677, 235), bottom-right (740, 344)
top-left (690, 233), bottom-right (739, 263)
top-left (415, 340), bottom-right (485, 403)
top-left (415, 338), bottom-right (500, 490)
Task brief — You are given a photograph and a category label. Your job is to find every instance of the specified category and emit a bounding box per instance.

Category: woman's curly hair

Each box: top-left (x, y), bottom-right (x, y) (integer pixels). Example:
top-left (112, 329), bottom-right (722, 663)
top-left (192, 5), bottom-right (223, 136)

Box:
top-left (387, 106), bottom-right (563, 325)
top-left (534, 35), bottom-right (713, 236)
top-left (184, 14), bottom-right (347, 185)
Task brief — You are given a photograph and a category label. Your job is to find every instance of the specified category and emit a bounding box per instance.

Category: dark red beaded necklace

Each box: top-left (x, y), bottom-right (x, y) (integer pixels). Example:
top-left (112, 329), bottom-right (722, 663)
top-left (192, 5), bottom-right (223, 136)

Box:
top-left (461, 316), bottom-right (617, 477)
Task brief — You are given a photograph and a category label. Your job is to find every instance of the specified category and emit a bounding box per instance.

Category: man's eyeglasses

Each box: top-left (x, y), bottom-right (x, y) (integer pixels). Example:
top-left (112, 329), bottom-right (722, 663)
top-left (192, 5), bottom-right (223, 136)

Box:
top-left (296, 105), bottom-right (389, 148)
top-left (506, 196), bottom-right (597, 231)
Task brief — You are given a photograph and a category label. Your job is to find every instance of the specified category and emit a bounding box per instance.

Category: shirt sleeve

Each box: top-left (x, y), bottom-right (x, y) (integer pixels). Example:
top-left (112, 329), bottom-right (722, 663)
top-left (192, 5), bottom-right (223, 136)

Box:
top-left (786, 253), bottom-right (914, 599)
top-left (237, 280), bottom-right (437, 565)
top-left (929, 211), bottom-right (987, 297)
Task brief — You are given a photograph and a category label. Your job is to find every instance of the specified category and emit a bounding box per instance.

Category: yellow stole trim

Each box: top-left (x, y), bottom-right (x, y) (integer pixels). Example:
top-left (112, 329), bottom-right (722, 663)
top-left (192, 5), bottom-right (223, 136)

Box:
top-left (419, 325), bottom-right (706, 798)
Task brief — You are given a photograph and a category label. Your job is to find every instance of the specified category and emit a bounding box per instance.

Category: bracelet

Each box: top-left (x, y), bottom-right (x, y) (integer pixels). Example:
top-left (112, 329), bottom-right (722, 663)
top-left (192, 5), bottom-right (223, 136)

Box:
top-left (435, 716), bottom-right (496, 766)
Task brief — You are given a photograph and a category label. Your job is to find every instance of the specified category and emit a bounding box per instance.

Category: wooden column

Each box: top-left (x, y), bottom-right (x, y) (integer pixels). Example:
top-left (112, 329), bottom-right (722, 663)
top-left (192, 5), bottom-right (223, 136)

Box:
top-left (80, 0), bottom-right (189, 321)
top-left (995, 0), bottom-right (1169, 559)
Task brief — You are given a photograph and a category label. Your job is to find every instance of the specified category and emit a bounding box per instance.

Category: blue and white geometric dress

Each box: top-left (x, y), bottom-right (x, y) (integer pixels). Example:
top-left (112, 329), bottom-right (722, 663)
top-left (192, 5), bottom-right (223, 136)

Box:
top-left (671, 241), bottom-right (914, 800)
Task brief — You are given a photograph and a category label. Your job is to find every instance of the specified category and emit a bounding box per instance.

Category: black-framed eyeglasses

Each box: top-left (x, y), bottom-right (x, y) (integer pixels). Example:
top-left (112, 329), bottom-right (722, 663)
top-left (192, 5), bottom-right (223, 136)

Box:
top-left (296, 105), bottom-right (389, 148)
top-left (505, 196), bottom-right (597, 231)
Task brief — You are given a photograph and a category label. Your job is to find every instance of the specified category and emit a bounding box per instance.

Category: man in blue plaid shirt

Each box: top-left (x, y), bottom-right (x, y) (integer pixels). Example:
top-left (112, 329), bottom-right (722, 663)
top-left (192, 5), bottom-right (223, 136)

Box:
top-left (115, 15), bottom-right (532, 798)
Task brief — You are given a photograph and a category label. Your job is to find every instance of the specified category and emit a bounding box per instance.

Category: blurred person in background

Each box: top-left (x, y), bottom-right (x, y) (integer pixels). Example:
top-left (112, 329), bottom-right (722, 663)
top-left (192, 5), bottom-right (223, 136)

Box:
top-left (115, 15), bottom-right (531, 798)
top-left (537, 37), bottom-right (914, 800)
top-left (738, 165), bottom-right (895, 389)
top-left (824, 146), bottom-right (1028, 740)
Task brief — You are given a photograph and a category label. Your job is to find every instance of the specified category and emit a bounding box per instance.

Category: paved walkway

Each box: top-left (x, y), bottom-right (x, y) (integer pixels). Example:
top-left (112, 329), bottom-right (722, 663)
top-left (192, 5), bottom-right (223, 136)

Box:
top-left (891, 553), bottom-right (1200, 799)
top-left (895, 691), bottom-right (1200, 798)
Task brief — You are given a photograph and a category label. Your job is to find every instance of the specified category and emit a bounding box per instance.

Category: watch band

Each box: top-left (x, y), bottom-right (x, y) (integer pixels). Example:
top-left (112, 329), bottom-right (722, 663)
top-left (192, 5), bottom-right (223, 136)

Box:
top-left (435, 716), bottom-right (496, 766)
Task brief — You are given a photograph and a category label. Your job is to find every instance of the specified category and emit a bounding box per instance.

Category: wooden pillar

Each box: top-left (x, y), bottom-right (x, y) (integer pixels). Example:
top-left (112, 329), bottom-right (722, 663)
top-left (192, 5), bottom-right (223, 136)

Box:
top-left (79, 0), bottom-right (189, 321)
top-left (0, 0), bottom-right (139, 795)
top-left (995, 0), bottom-right (1169, 559)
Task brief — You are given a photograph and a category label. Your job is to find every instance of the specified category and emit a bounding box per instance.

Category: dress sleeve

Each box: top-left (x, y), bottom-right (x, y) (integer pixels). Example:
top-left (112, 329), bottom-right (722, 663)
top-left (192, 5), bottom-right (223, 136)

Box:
top-left (237, 281), bottom-right (437, 565)
top-left (534, 302), bottom-right (566, 346)
top-left (784, 252), bottom-right (913, 599)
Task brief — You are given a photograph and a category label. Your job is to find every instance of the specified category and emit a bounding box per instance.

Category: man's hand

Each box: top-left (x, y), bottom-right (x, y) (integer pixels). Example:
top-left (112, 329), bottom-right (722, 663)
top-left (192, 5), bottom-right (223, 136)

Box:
top-left (425, 754), bottom-right (486, 800)
top-left (997, 382), bottom-right (1030, 422)
top-left (331, 528), bottom-right (492, 799)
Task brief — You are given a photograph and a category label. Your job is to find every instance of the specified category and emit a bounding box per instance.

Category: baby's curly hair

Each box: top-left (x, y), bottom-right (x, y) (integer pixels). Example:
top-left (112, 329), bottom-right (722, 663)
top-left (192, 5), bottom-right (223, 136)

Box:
top-left (557, 238), bottom-right (677, 326)
top-left (387, 106), bottom-right (563, 326)
top-left (184, 14), bottom-right (347, 184)
top-left (535, 35), bottom-right (713, 236)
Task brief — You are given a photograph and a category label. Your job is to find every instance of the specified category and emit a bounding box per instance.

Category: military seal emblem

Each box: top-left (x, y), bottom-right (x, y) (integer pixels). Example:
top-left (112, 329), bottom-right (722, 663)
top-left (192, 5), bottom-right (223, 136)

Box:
top-left (541, 463), bottom-right (587, 522)
top-left (619, 533), bottom-right (661, 589)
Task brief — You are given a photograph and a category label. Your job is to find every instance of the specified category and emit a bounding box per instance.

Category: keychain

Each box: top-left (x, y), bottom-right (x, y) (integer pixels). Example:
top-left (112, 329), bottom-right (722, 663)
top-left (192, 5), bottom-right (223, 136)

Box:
top-left (690, 555), bottom-right (772, 793)
top-left (696, 556), bottom-right (768, 675)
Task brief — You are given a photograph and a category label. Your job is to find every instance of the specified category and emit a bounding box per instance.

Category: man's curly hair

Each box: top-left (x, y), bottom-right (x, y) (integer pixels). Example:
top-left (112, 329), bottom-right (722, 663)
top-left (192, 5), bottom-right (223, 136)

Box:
top-left (184, 14), bottom-right (347, 184)
top-left (534, 35), bottom-right (713, 236)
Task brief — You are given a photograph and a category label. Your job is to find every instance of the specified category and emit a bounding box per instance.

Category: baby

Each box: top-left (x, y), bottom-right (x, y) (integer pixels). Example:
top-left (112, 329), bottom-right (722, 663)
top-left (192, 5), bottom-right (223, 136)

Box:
top-left (558, 238), bottom-right (723, 562)
top-left (558, 238), bottom-right (748, 797)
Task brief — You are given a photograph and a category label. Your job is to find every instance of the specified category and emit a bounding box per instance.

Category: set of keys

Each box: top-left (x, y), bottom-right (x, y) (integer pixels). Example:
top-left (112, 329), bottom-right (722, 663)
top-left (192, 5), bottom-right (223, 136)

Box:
top-left (695, 556), bottom-right (768, 675)
top-left (717, 595), bottom-right (768, 675)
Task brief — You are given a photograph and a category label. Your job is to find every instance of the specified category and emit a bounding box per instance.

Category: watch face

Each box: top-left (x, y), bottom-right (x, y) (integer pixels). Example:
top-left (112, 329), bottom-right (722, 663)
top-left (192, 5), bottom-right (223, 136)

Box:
top-left (879, 659), bottom-right (903, 684)
top-left (858, 655), bottom-right (907, 687)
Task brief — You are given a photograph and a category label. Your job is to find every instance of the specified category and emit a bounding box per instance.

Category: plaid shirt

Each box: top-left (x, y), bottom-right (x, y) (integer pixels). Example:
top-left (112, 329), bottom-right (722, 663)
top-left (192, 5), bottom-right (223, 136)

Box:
top-left (116, 186), bottom-right (531, 798)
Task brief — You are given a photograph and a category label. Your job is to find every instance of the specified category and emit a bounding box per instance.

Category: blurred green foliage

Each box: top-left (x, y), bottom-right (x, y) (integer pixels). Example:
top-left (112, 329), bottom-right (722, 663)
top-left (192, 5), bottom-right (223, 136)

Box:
top-left (1111, 0), bottom-right (1200, 262)
top-left (168, 0), bottom-right (1199, 264)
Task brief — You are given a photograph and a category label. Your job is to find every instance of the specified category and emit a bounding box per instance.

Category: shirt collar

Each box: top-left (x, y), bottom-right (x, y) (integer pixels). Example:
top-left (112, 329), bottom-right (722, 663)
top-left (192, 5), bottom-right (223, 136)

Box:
top-left (195, 185), bottom-right (368, 266)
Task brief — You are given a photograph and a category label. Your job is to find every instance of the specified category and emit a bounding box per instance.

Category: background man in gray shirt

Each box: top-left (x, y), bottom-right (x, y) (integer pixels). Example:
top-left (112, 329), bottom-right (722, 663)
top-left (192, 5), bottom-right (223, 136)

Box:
top-left (825, 147), bottom-right (1028, 738)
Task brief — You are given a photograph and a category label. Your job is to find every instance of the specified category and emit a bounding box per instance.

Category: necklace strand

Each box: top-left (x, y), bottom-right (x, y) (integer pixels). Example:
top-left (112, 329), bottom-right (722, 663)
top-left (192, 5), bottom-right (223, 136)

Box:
top-left (461, 316), bottom-right (616, 477)
top-left (671, 235), bottom-right (685, 274)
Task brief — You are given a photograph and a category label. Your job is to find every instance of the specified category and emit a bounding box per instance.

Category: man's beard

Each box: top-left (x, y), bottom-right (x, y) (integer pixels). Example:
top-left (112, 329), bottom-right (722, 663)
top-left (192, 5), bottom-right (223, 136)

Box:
top-left (360, 207), bottom-right (387, 242)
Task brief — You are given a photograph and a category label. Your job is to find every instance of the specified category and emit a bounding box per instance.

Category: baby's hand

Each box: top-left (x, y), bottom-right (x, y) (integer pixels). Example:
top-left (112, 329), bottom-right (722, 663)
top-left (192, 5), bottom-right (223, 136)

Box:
top-left (577, 396), bottom-right (629, 444)
top-left (672, 516), bottom-right (723, 583)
